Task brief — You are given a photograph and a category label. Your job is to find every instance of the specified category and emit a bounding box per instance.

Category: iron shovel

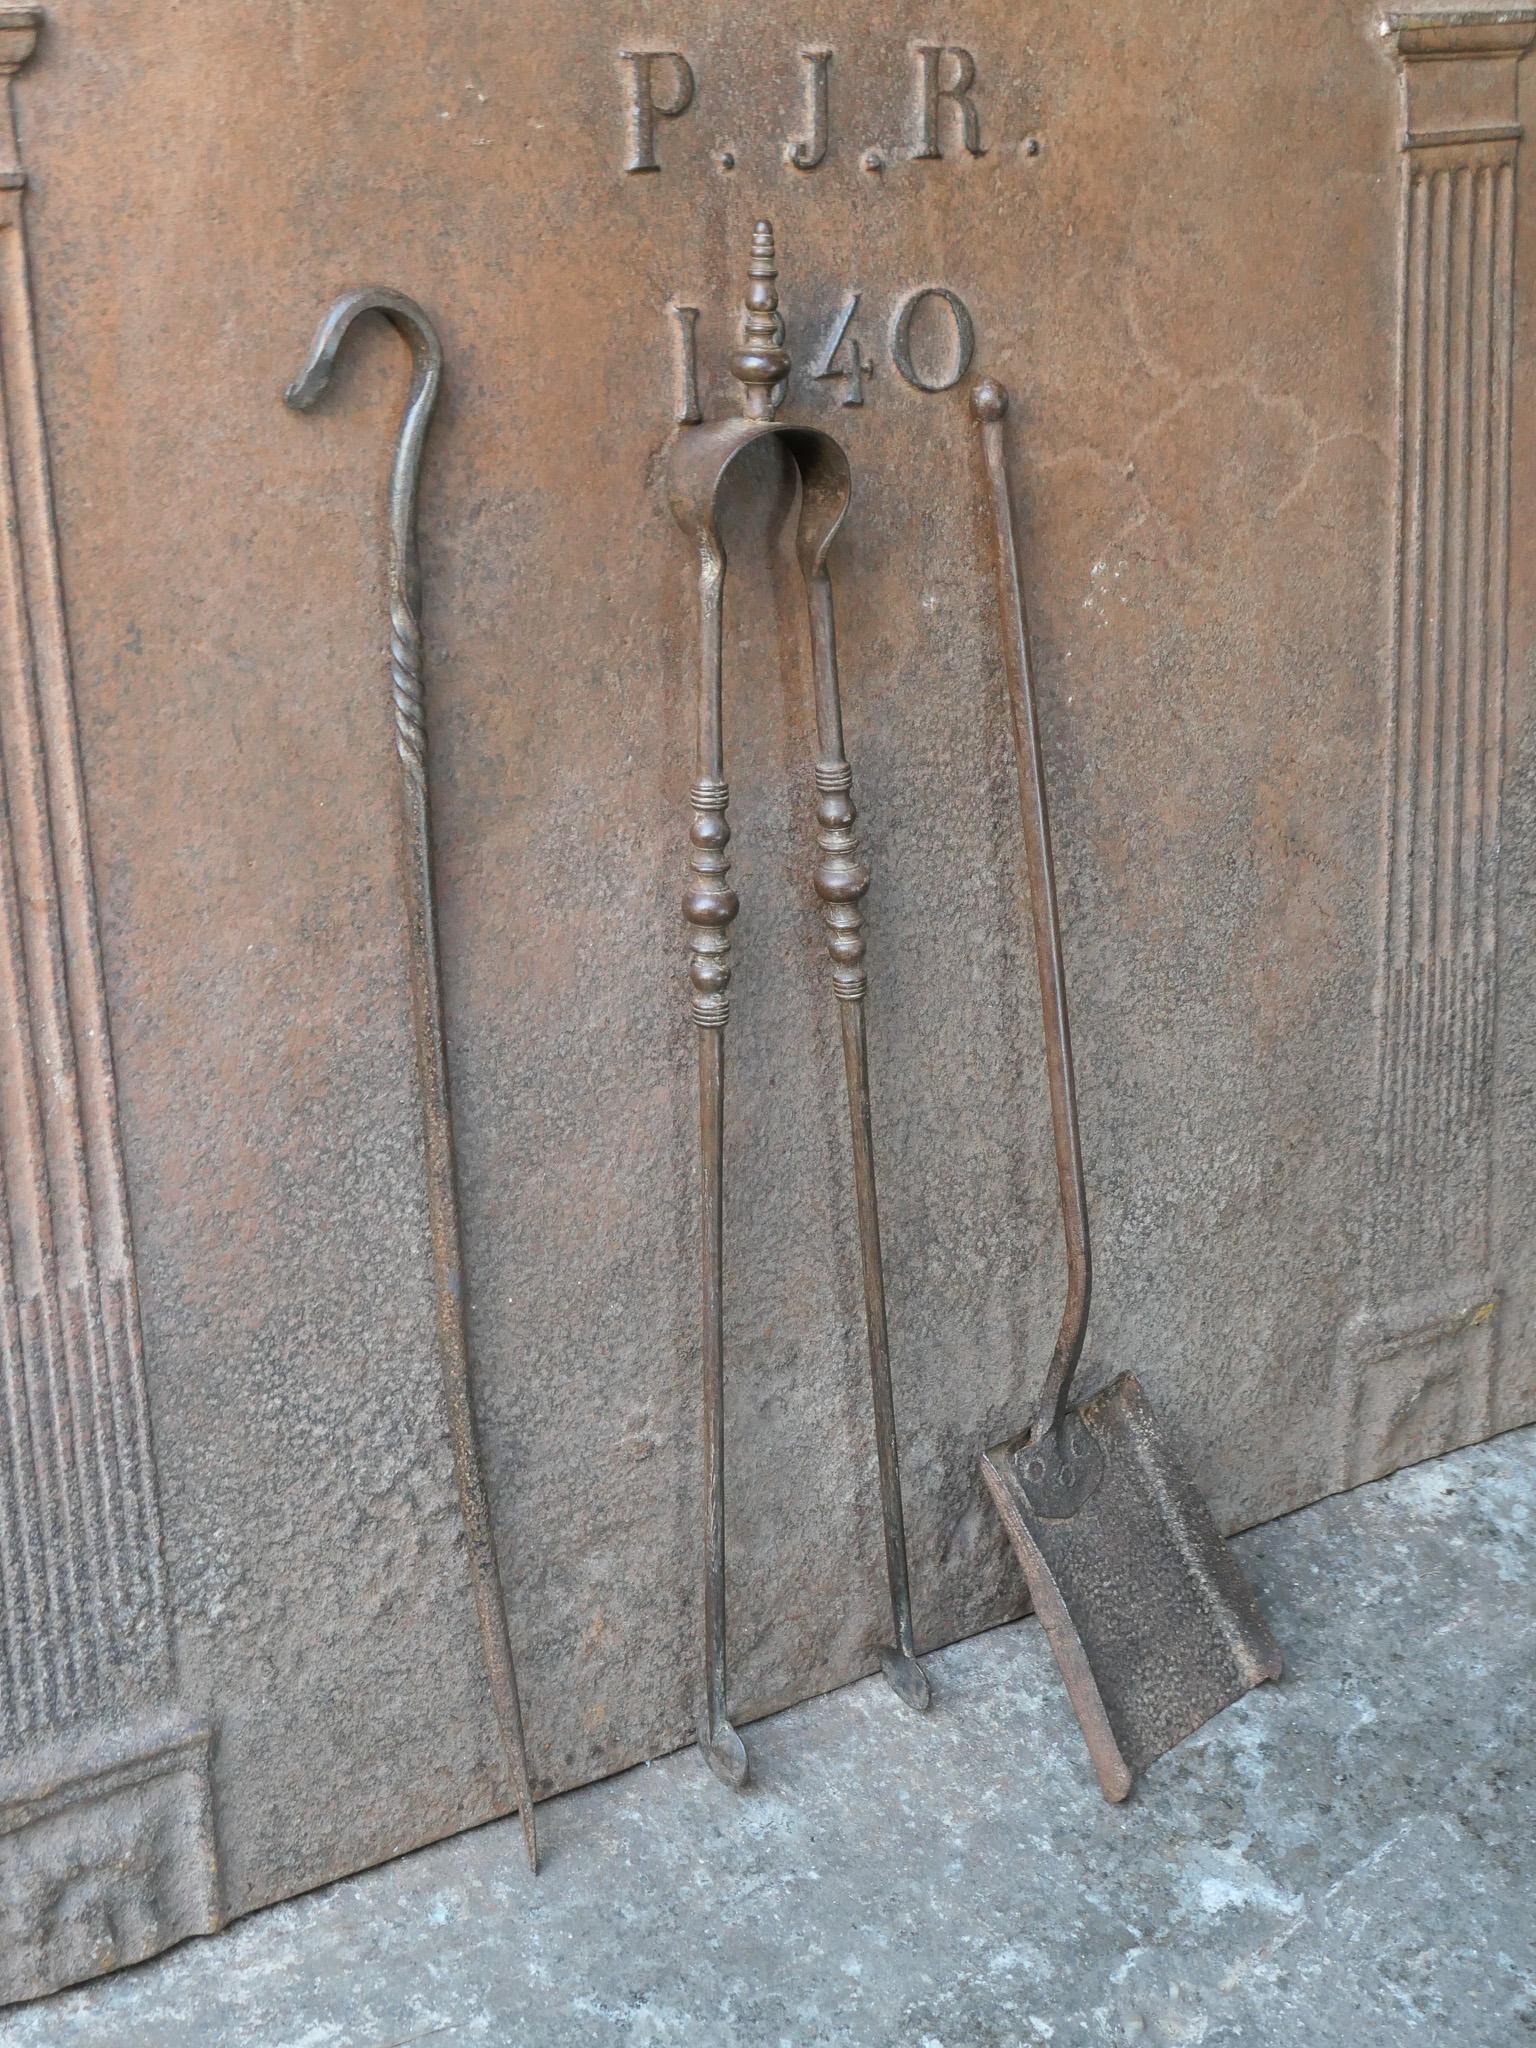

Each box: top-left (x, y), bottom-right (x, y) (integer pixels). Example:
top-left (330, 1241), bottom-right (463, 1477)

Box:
top-left (970, 378), bottom-right (1282, 1803)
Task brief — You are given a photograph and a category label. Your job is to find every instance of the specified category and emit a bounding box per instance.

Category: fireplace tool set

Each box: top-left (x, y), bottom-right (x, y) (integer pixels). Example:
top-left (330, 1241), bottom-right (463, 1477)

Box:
top-left (283, 220), bottom-right (1280, 1859)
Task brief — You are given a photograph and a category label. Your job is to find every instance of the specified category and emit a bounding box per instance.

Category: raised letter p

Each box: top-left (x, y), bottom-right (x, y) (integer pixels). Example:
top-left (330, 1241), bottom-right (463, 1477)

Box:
top-left (621, 51), bottom-right (696, 173)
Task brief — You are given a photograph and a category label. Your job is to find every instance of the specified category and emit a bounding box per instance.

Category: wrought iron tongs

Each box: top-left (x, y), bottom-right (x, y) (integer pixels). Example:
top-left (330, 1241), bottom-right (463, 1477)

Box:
top-left (971, 378), bottom-right (1281, 1802)
top-left (668, 223), bottom-right (930, 1788)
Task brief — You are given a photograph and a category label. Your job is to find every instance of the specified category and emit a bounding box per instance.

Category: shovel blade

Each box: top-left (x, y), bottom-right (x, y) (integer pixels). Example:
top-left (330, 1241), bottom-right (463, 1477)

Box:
top-left (981, 1372), bottom-right (1281, 1802)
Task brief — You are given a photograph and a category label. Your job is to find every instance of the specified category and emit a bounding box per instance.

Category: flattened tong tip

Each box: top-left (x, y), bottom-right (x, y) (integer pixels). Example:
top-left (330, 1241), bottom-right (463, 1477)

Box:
top-left (879, 1647), bottom-right (932, 1712)
top-left (701, 1720), bottom-right (750, 1789)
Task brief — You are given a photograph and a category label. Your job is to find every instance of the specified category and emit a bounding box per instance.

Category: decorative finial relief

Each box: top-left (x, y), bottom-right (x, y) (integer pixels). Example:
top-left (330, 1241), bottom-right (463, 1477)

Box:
top-left (729, 219), bottom-right (791, 420)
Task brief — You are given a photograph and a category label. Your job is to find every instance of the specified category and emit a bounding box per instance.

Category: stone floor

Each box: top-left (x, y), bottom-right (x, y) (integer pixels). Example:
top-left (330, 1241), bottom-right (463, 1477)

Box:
top-left (4, 1428), bottom-right (1533, 2048)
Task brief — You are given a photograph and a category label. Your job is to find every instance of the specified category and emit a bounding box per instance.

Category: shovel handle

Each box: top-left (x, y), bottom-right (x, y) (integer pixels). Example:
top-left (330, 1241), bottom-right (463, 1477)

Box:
top-left (972, 379), bottom-right (1091, 1444)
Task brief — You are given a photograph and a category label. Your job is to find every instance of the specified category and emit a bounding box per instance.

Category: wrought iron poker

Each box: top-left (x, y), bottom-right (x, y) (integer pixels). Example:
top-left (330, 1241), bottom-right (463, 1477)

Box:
top-left (285, 290), bottom-right (540, 1874)
top-left (668, 222), bottom-right (930, 1790)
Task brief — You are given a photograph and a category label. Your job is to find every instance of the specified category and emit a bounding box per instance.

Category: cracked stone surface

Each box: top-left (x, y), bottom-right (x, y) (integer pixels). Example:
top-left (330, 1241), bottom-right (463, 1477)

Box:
top-left (4, 1425), bottom-right (1532, 2047)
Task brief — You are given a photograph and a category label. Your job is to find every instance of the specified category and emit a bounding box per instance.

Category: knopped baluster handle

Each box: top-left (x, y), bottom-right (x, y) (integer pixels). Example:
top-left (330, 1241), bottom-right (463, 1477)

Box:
top-left (684, 778), bottom-right (737, 1026)
top-left (812, 759), bottom-right (869, 999)
top-left (682, 544), bottom-right (747, 1785)
top-left (799, 520), bottom-right (929, 1713)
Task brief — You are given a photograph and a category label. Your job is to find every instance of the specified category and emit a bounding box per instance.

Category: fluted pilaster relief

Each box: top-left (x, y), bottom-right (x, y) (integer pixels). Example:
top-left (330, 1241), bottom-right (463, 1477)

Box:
top-left (1342, 10), bottom-right (1534, 1485)
top-left (0, 13), bottom-right (217, 2007)
top-left (0, 8), bottom-right (169, 1752)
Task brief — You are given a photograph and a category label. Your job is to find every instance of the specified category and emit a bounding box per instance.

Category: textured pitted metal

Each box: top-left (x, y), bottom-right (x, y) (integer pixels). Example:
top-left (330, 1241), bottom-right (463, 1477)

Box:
top-left (982, 1375), bottom-right (1283, 1801)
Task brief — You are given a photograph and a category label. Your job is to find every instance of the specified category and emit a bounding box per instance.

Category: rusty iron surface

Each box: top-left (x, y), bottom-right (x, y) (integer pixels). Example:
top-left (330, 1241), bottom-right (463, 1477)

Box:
top-left (672, 221), bottom-right (931, 1790)
top-left (981, 1375), bottom-right (1284, 1802)
top-left (2, 0), bottom-right (1535, 2006)
top-left (971, 373), bottom-right (1281, 1797)
top-left (285, 289), bottom-right (539, 1873)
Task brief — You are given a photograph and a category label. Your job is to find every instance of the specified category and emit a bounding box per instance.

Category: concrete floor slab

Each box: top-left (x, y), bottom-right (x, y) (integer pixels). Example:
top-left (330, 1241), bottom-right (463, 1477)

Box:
top-left (3, 1428), bottom-right (1533, 2048)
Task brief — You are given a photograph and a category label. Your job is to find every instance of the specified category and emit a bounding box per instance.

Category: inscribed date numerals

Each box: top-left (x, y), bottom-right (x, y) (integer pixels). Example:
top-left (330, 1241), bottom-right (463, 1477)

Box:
top-left (668, 285), bottom-right (975, 420)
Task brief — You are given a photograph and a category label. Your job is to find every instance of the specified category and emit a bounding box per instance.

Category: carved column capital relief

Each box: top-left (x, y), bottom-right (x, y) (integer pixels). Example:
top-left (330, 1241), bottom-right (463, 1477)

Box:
top-left (1339, 9), bottom-right (1533, 1487)
top-left (0, 6), bottom-right (39, 71)
top-left (1387, 8), bottom-right (1536, 147)
top-left (0, 6), bottom-right (217, 2008)
top-left (0, 6), bottom-right (38, 191)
